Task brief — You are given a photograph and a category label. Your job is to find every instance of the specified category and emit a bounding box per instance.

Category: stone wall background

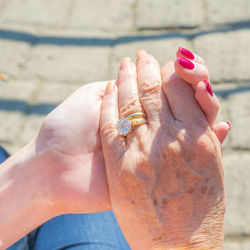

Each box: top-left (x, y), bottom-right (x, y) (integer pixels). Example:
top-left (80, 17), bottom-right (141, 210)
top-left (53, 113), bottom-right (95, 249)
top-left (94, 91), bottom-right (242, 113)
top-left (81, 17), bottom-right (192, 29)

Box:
top-left (0, 1), bottom-right (249, 248)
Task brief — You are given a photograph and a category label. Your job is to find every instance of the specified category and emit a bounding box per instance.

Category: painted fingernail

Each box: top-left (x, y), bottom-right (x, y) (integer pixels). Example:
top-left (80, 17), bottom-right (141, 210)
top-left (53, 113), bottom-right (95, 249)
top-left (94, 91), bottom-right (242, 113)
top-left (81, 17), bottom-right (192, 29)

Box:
top-left (226, 121), bottom-right (231, 130)
top-left (120, 57), bottom-right (132, 70)
top-left (179, 47), bottom-right (195, 60)
top-left (177, 57), bottom-right (195, 70)
top-left (105, 81), bottom-right (115, 95)
top-left (203, 80), bottom-right (214, 97)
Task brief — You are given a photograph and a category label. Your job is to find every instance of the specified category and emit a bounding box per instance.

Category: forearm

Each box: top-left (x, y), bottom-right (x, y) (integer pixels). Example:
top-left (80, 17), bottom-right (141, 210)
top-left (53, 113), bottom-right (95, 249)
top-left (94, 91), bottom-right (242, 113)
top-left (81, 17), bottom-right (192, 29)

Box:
top-left (0, 140), bottom-right (55, 249)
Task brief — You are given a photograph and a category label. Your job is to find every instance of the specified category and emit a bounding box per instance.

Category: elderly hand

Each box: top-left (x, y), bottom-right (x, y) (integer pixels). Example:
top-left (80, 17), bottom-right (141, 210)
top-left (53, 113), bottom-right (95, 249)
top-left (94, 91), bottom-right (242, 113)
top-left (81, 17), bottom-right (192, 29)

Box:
top-left (100, 50), bottom-right (225, 249)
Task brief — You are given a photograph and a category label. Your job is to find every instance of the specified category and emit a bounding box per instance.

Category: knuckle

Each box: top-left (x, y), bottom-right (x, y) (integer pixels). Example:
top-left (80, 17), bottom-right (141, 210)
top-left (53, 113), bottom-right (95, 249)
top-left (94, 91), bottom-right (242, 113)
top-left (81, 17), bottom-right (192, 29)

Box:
top-left (195, 133), bottom-right (215, 152)
top-left (175, 128), bottom-right (186, 142)
top-left (100, 121), bottom-right (117, 139)
top-left (140, 79), bottom-right (161, 99)
top-left (120, 96), bottom-right (143, 118)
top-left (166, 140), bottom-right (181, 156)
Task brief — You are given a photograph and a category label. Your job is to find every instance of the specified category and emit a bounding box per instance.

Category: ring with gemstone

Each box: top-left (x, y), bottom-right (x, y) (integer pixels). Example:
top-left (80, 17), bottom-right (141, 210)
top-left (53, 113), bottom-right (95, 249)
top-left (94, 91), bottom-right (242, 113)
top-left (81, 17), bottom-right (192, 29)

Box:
top-left (117, 112), bottom-right (147, 136)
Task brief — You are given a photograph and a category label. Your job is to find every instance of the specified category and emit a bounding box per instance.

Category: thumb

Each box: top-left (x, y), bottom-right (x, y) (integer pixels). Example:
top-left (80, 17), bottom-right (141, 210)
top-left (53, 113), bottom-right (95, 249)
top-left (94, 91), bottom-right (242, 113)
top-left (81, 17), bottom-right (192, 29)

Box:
top-left (212, 122), bottom-right (231, 144)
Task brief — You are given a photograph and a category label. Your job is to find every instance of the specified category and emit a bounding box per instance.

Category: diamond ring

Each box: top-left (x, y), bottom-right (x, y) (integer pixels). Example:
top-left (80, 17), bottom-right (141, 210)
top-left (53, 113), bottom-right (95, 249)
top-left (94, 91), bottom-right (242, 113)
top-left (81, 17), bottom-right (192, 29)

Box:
top-left (117, 112), bottom-right (147, 136)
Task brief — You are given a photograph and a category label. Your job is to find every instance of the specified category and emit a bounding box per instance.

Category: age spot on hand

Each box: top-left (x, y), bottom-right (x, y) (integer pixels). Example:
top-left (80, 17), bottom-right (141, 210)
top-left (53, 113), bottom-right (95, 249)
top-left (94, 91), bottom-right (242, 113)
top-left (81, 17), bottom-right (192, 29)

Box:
top-left (201, 185), bottom-right (208, 194)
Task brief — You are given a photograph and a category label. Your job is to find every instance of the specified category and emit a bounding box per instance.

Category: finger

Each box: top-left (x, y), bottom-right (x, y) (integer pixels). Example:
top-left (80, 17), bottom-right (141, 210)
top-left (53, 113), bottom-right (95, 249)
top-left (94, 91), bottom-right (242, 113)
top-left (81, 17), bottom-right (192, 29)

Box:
top-left (118, 57), bottom-right (144, 118)
top-left (174, 57), bottom-right (209, 85)
top-left (176, 47), bottom-right (205, 65)
top-left (195, 80), bottom-right (220, 126)
top-left (213, 122), bottom-right (231, 144)
top-left (136, 49), bottom-right (171, 125)
top-left (162, 61), bottom-right (205, 123)
top-left (100, 80), bottom-right (125, 152)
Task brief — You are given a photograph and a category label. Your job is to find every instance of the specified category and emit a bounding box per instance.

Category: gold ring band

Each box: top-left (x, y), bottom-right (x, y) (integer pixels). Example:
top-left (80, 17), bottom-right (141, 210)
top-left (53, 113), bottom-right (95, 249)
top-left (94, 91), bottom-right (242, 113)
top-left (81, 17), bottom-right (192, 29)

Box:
top-left (127, 112), bottom-right (146, 120)
top-left (130, 117), bottom-right (147, 127)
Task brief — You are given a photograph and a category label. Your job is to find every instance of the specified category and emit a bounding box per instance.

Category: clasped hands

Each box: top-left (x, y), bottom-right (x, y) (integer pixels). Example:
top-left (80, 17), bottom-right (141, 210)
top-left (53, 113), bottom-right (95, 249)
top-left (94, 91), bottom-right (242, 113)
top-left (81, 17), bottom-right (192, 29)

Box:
top-left (31, 48), bottom-right (227, 249)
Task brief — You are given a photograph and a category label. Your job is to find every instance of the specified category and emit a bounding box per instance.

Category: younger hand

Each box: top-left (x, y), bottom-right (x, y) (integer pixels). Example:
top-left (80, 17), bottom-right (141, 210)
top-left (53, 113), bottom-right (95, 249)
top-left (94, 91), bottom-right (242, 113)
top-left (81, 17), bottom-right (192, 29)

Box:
top-left (35, 81), bottom-right (111, 214)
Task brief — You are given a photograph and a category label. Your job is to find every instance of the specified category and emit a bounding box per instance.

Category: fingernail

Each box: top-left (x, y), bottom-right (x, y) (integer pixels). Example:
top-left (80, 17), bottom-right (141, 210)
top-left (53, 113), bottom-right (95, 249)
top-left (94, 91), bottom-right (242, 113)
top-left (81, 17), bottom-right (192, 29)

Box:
top-left (136, 49), bottom-right (147, 59)
top-left (203, 80), bottom-right (214, 97)
top-left (120, 57), bottom-right (132, 70)
top-left (105, 81), bottom-right (114, 95)
top-left (226, 121), bottom-right (231, 130)
top-left (179, 47), bottom-right (195, 60)
top-left (177, 57), bottom-right (195, 70)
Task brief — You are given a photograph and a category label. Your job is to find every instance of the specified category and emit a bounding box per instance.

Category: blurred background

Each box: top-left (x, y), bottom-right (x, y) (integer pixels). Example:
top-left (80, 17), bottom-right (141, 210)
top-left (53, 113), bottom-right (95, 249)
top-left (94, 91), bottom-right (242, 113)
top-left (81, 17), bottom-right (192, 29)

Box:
top-left (0, 0), bottom-right (249, 249)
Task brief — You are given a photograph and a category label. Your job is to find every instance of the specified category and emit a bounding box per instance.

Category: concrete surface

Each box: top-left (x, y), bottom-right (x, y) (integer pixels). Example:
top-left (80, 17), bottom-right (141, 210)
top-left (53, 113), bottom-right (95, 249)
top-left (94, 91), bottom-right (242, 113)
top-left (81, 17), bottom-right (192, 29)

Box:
top-left (0, 0), bottom-right (249, 248)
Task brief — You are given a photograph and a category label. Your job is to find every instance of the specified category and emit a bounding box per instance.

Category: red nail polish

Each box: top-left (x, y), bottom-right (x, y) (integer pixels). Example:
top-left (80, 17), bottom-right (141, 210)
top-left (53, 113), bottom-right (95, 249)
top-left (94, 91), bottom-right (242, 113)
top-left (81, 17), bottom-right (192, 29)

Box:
top-left (203, 80), bottom-right (214, 97)
top-left (177, 57), bottom-right (195, 70)
top-left (179, 47), bottom-right (195, 60)
top-left (226, 121), bottom-right (231, 130)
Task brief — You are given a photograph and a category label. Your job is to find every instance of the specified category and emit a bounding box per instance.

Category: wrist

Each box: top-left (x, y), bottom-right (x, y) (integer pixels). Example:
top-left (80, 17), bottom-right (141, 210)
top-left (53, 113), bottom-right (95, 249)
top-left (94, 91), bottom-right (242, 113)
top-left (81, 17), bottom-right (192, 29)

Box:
top-left (0, 140), bottom-right (57, 248)
top-left (136, 226), bottom-right (224, 250)
top-left (131, 225), bottom-right (224, 250)
top-left (123, 211), bottom-right (224, 250)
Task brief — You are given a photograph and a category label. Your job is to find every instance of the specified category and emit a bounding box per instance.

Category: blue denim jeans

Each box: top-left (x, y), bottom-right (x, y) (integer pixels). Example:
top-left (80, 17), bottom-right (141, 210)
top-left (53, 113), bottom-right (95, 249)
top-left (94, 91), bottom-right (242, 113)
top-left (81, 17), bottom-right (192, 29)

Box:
top-left (0, 147), bottom-right (130, 250)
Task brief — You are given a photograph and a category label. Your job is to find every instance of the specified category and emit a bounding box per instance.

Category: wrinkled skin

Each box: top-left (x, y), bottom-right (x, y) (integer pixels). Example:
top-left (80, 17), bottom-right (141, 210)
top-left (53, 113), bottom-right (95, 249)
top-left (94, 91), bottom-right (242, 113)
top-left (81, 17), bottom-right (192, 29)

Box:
top-left (100, 52), bottom-right (225, 249)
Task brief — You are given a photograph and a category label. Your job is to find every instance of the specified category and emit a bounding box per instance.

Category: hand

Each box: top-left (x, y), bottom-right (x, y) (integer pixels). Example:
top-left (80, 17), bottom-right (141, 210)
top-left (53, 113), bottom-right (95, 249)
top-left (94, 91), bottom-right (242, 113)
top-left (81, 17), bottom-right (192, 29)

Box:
top-left (33, 48), bottom-right (228, 216)
top-left (0, 52), bottom-right (227, 249)
top-left (100, 51), bottom-right (225, 249)
top-left (35, 81), bottom-right (112, 214)
top-left (162, 47), bottom-right (230, 144)
top-left (32, 49), bottom-right (228, 216)
top-left (0, 81), bottom-right (115, 249)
